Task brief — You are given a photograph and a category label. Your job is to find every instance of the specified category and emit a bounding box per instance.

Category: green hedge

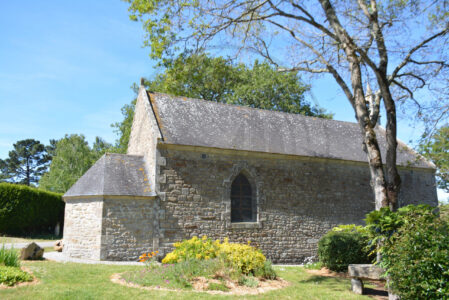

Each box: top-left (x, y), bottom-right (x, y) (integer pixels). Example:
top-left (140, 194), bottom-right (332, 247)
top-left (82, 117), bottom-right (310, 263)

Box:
top-left (0, 183), bottom-right (64, 235)
top-left (318, 230), bottom-right (372, 272)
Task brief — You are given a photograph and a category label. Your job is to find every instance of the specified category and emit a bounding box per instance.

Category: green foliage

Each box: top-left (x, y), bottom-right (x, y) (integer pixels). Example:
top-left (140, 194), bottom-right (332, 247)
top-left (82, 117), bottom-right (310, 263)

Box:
top-left (219, 239), bottom-right (267, 276)
top-left (254, 260), bottom-right (277, 280)
top-left (161, 236), bottom-right (274, 278)
top-left (419, 125), bottom-right (449, 192)
top-left (238, 275), bottom-right (259, 287)
top-left (331, 224), bottom-right (369, 235)
top-left (207, 281), bottom-right (230, 291)
top-left (0, 245), bottom-right (20, 267)
top-left (111, 99), bottom-right (136, 154)
top-left (318, 230), bottom-right (372, 272)
top-left (112, 53), bottom-right (331, 152)
top-left (364, 204), bottom-right (436, 247)
top-left (123, 258), bottom-right (225, 289)
top-left (0, 265), bottom-right (33, 286)
top-left (39, 134), bottom-right (113, 193)
top-left (440, 203), bottom-right (449, 221)
top-left (367, 205), bottom-right (449, 299)
top-left (0, 183), bottom-right (64, 235)
top-left (0, 139), bottom-right (51, 186)
top-left (162, 236), bottom-right (221, 263)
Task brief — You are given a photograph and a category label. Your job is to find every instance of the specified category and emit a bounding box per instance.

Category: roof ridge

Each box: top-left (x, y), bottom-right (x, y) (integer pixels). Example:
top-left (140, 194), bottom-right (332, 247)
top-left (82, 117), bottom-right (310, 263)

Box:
top-left (148, 91), bottom-right (360, 127)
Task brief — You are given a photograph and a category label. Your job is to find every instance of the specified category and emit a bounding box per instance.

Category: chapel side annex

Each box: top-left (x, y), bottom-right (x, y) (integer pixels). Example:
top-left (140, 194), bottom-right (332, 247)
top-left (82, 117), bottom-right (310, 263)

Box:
top-left (62, 83), bottom-right (438, 263)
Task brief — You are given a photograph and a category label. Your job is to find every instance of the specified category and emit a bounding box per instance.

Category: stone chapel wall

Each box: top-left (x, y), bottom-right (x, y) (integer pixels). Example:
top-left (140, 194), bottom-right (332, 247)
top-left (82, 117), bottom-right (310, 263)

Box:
top-left (155, 146), bottom-right (437, 264)
top-left (100, 197), bottom-right (157, 261)
top-left (63, 198), bottom-right (103, 260)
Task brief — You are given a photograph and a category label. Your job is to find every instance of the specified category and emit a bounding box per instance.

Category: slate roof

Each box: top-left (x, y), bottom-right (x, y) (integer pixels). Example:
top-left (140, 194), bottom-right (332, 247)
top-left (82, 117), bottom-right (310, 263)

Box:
top-left (64, 153), bottom-right (155, 198)
top-left (149, 92), bottom-right (433, 169)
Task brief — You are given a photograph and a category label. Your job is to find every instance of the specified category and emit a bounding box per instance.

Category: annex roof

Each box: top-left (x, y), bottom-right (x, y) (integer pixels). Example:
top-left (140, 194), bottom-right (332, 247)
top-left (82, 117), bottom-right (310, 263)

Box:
top-left (148, 92), bottom-right (433, 169)
top-left (64, 153), bottom-right (155, 198)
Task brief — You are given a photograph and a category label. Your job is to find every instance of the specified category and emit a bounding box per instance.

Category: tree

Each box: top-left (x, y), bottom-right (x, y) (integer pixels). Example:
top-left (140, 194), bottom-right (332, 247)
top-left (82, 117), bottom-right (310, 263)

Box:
top-left (0, 139), bottom-right (51, 186)
top-left (419, 125), bottom-right (449, 193)
top-left (126, 0), bottom-right (449, 210)
top-left (112, 53), bottom-right (331, 152)
top-left (39, 134), bottom-right (109, 193)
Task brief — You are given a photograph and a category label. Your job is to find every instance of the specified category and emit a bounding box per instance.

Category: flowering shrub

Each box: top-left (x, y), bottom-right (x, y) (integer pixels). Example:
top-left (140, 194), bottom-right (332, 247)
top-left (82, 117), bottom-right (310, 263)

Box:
top-left (161, 236), bottom-right (269, 276)
top-left (219, 238), bottom-right (266, 275)
top-left (161, 236), bottom-right (220, 264)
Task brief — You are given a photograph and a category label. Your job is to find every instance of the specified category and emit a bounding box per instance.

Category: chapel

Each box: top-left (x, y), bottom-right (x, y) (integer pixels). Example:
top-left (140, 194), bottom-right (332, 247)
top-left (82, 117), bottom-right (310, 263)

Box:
top-left (62, 83), bottom-right (437, 263)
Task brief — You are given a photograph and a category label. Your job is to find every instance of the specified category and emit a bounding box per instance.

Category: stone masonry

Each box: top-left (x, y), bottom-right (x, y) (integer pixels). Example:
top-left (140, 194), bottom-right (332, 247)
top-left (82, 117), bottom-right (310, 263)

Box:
top-left (62, 87), bottom-right (438, 263)
top-left (155, 145), bottom-right (436, 263)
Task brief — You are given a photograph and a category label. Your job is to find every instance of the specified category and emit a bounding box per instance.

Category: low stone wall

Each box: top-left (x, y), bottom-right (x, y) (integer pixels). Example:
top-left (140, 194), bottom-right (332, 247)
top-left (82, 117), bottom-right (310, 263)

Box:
top-left (63, 198), bottom-right (103, 260)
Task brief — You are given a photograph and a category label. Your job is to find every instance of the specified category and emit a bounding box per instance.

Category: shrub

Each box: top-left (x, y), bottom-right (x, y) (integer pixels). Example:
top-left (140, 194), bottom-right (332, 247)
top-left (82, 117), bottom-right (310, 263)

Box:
top-left (0, 183), bottom-right (64, 235)
top-left (366, 205), bottom-right (448, 299)
top-left (254, 260), bottom-right (277, 279)
top-left (161, 236), bottom-right (221, 264)
top-left (162, 236), bottom-right (272, 277)
top-left (0, 265), bottom-right (33, 286)
top-left (0, 245), bottom-right (20, 267)
top-left (238, 275), bottom-right (259, 287)
top-left (318, 230), bottom-right (372, 272)
top-left (219, 238), bottom-right (266, 275)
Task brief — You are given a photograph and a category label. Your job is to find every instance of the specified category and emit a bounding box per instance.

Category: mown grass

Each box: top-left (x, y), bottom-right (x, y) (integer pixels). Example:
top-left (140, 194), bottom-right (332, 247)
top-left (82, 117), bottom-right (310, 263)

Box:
top-left (0, 235), bottom-right (59, 244)
top-left (440, 203), bottom-right (449, 221)
top-left (0, 261), bottom-right (379, 299)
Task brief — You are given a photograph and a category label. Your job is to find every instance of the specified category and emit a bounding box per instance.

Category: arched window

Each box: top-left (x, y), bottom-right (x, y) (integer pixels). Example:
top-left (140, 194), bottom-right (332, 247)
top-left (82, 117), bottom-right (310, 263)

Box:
top-left (231, 173), bottom-right (255, 222)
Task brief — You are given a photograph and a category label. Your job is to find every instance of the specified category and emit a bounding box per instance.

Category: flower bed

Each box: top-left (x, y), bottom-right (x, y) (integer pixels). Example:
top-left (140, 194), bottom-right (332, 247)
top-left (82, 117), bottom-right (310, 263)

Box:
top-left (121, 236), bottom-right (285, 294)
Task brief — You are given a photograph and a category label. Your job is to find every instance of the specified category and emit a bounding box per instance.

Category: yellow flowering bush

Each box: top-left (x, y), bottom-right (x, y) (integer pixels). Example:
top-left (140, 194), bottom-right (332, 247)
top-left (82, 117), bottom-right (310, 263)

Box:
top-left (161, 236), bottom-right (221, 264)
top-left (219, 238), bottom-right (266, 275)
top-left (161, 236), bottom-right (267, 275)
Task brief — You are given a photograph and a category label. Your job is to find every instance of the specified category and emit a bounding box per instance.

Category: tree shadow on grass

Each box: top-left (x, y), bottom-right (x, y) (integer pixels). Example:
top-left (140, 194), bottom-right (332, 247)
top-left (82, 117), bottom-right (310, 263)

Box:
top-left (300, 275), bottom-right (388, 299)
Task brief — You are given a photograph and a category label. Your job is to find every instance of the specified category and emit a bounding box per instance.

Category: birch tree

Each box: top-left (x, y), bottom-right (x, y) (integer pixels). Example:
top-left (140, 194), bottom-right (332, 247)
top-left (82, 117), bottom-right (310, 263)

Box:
top-left (126, 0), bottom-right (449, 210)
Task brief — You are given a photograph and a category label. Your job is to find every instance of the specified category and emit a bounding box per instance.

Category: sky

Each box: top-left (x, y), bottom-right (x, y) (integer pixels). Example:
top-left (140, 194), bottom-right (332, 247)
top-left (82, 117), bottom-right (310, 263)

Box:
top-left (0, 1), bottom-right (446, 201)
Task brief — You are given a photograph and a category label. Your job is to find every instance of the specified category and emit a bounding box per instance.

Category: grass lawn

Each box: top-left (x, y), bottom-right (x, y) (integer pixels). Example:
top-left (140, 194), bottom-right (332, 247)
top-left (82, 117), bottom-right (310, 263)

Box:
top-left (0, 235), bottom-right (59, 244)
top-left (0, 261), bottom-right (378, 300)
top-left (440, 203), bottom-right (449, 221)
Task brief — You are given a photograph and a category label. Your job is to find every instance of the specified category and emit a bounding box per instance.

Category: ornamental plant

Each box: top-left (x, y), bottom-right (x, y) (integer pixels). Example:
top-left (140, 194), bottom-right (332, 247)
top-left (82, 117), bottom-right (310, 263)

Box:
top-left (161, 236), bottom-right (221, 264)
top-left (161, 236), bottom-right (271, 276)
top-left (0, 265), bottom-right (33, 286)
top-left (0, 244), bottom-right (20, 267)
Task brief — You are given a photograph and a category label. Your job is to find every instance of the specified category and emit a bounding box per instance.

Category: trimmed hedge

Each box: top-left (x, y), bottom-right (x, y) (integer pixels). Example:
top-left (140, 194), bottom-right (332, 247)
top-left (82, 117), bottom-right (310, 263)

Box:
top-left (0, 183), bottom-right (64, 235)
top-left (318, 230), bottom-right (372, 272)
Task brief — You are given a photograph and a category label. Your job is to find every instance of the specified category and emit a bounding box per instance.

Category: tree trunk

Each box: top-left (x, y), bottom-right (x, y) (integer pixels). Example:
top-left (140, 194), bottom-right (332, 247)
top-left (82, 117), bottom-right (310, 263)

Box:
top-left (377, 75), bottom-right (401, 210)
top-left (319, 0), bottom-right (391, 210)
top-left (26, 157), bottom-right (30, 186)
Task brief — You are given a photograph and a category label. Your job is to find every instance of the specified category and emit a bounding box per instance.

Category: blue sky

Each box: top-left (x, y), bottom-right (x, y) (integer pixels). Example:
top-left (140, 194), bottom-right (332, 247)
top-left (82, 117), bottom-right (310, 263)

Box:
top-left (0, 1), bottom-right (446, 201)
